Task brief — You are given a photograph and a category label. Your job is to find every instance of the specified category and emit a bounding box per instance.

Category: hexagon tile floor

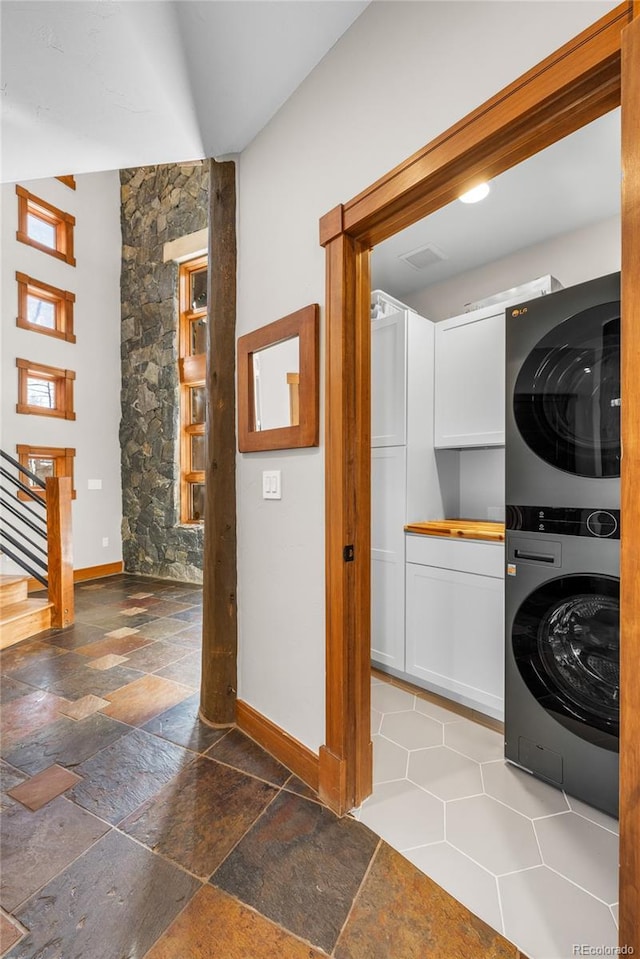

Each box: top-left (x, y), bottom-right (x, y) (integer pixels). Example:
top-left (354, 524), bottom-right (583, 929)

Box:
top-left (353, 674), bottom-right (620, 959)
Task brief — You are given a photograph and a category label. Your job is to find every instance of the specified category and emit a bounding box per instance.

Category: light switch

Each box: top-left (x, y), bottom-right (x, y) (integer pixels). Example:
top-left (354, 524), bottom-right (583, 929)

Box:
top-left (262, 470), bottom-right (281, 500)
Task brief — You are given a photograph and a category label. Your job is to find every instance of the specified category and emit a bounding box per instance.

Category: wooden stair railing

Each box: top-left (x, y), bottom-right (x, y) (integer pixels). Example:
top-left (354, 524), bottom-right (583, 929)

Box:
top-left (0, 450), bottom-right (74, 637)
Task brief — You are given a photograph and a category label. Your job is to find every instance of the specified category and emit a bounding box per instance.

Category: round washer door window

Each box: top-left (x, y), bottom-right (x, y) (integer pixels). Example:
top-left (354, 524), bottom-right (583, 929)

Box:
top-left (514, 302), bottom-right (620, 478)
top-left (512, 574), bottom-right (619, 749)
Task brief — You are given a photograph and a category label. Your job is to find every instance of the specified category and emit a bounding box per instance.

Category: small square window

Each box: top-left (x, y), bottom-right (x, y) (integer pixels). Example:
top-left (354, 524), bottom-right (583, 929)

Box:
top-left (190, 483), bottom-right (205, 522)
top-left (16, 445), bottom-right (76, 501)
top-left (16, 186), bottom-right (76, 266)
top-left (16, 359), bottom-right (75, 420)
top-left (16, 273), bottom-right (76, 343)
top-left (190, 386), bottom-right (206, 424)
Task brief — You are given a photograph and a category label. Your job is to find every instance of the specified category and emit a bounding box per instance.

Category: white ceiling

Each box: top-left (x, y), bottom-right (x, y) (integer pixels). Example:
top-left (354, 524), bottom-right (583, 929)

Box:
top-left (371, 108), bottom-right (621, 299)
top-left (0, 0), bottom-right (368, 183)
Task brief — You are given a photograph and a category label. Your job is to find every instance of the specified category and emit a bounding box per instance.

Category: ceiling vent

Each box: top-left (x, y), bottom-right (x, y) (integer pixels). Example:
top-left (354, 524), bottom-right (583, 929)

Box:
top-left (398, 242), bottom-right (448, 272)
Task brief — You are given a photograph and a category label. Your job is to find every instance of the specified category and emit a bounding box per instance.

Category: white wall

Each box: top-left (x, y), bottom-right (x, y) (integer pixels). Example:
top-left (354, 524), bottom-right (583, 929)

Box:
top-left (404, 215), bottom-right (621, 322)
top-left (1, 172), bottom-right (123, 573)
top-left (235, 1), bottom-right (617, 752)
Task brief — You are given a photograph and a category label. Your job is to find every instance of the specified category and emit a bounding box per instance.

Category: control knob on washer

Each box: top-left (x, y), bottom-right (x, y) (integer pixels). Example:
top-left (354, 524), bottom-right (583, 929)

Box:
top-left (586, 510), bottom-right (617, 538)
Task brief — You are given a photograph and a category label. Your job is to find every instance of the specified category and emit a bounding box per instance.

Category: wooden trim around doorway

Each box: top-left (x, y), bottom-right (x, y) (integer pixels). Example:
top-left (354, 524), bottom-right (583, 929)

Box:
top-left (237, 700), bottom-right (320, 792)
top-left (320, 1), bottom-right (637, 948)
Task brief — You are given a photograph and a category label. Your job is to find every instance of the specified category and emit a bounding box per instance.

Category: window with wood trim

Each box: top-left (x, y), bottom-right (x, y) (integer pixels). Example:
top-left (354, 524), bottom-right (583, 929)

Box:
top-left (179, 255), bottom-right (207, 523)
top-left (16, 358), bottom-right (76, 420)
top-left (16, 445), bottom-right (76, 500)
top-left (16, 272), bottom-right (76, 342)
top-left (16, 186), bottom-right (76, 265)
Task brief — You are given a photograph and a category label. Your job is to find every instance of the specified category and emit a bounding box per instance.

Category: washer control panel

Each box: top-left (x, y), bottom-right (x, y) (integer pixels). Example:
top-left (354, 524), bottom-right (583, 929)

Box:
top-left (506, 505), bottom-right (620, 539)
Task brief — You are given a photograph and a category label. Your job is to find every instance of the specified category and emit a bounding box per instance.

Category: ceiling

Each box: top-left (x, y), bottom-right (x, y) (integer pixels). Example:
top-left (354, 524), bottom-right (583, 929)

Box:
top-left (371, 108), bottom-right (621, 300)
top-left (0, 0), bottom-right (368, 183)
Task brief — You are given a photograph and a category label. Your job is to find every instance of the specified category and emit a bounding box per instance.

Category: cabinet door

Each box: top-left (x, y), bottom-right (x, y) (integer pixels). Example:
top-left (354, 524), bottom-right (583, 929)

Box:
top-left (434, 309), bottom-right (505, 448)
top-left (405, 562), bottom-right (504, 718)
top-left (372, 310), bottom-right (406, 447)
top-left (371, 447), bottom-right (406, 671)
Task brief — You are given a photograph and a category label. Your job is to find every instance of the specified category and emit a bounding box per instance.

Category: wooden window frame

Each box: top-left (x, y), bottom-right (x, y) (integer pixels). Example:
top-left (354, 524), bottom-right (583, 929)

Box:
top-left (317, 3), bottom-right (639, 949)
top-left (16, 186), bottom-right (76, 265)
top-left (16, 272), bottom-right (76, 343)
top-left (16, 358), bottom-right (76, 420)
top-left (179, 256), bottom-right (207, 524)
top-left (16, 445), bottom-right (76, 501)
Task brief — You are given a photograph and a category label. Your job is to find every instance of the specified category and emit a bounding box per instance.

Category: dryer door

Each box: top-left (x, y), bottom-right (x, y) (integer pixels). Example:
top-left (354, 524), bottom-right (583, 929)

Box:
top-left (513, 302), bottom-right (620, 478)
top-left (512, 574), bottom-right (619, 750)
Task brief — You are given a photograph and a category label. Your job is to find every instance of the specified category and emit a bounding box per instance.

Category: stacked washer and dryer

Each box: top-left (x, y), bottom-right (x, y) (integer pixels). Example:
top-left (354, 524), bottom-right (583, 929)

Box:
top-left (504, 272), bottom-right (621, 817)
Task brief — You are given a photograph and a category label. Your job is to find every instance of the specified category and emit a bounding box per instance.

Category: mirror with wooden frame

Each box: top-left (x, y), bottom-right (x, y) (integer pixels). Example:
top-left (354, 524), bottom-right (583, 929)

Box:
top-left (237, 304), bottom-right (319, 452)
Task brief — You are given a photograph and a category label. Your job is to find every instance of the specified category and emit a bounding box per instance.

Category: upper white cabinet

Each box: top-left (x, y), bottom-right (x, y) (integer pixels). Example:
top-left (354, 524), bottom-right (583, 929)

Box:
top-left (372, 309), bottom-right (406, 447)
top-left (434, 305), bottom-right (505, 448)
top-left (434, 275), bottom-right (562, 449)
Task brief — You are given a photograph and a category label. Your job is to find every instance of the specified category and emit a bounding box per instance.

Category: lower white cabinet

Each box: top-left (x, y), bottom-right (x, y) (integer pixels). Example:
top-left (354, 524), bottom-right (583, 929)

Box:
top-left (405, 536), bottom-right (505, 720)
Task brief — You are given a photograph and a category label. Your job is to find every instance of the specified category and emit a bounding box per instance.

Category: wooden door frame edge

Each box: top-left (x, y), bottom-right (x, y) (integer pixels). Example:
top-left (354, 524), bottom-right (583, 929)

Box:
top-left (319, 3), bottom-right (638, 950)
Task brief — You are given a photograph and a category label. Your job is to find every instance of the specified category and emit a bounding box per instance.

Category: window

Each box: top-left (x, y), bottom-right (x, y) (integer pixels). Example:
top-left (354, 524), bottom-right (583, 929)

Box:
top-left (16, 273), bottom-right (76, 342)
top-left (16, 445), bottom-right (76, 500)
top-left (179, 256), bottom-right (207, 523)
top-left (16, 186), bottom-right (76, 265)
top-left (16, 359), bottom-right (76, 420)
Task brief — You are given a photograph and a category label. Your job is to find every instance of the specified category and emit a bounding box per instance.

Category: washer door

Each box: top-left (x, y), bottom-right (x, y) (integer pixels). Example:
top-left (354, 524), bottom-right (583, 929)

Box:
top-left (513, 302), bottom-right (620, 477)
top-left (512, 574), bottom-right (619, 750)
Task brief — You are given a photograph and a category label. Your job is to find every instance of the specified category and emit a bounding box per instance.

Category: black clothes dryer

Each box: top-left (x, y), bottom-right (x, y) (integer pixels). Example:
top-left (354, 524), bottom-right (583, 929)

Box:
top-left (504, 517), bottom-right (619, 816)
top-left (506, 272), bottom-right (620, 509)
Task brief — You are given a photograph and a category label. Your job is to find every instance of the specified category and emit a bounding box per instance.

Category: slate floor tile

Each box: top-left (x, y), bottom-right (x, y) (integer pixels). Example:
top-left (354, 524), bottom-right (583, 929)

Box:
top-left (103, 626), bottom-right (140, 639)
top-left (283, 774), bottom-right (321, 803)
top-left (7, 764), bottom-right (81, 811)
top-left (168, 607), bottom-right (203, 624)
top-left (75, 633), bottom-right (152, 658)
top-left (57, 695), bottom-right (110, 721)
top-left (0, 640), bottom-right (67, 675)
top-left (206, 728), bottom-right (290, 787)
top-left (121, 756), bottom-right (277, 878)
top-left (68, 727), bottom-right (193, 824)
top-left (1, 762), bottom-right (28, 811)
top-left (0, 796), bottom-right (109, 912)
top-left (9, 652), bottom-right (90, 692)
top-left (0, 689), bottom-right (69, 753)
top-left (134, 618), bottom-right (195, 641)
top-left (0, 677), bottom-right (33, 706)
top-left (211, 789), bottom-right (379, 954)
top-left (3, 713), bottom-right (130, 776)
top-left (154, 624), bottom-right (201, 649)
top-left (7, 829), bottom-right (199, 959)
top-left (144, 884), bottom-right (328, 959)
top-left (153, 650), bottom-right (201, 687)
top-left (101, 674), bottom-right (192, 726)
top-left (120, 641), bottom-right (188, 673)
top-left (334, 842), bottom-right (520, 959)
top-left (44, 623), bottom-right (107, 650)
top-left (0, 912), bottom-right (22, 954)
top-left (142, 694), bottom-right (229, 753)
top-left (86, 653), bottom-right (130, 670)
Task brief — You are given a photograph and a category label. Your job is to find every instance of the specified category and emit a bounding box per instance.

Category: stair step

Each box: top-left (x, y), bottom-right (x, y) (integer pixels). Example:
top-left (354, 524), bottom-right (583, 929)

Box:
top-left (0, 575), bottom-right (29, 609)
top-left (0, 598), bottom-right (53, 649)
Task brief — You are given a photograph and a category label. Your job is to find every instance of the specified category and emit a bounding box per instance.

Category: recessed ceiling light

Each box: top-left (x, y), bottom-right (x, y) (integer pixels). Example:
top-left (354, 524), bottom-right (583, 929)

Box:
top-left (459, 182), bottom-right (490, 204)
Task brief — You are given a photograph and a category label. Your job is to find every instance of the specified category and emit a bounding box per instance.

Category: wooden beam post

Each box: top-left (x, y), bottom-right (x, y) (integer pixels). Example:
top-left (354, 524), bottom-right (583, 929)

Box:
top-left (46, 476), bottom-right (74, 628)
top-left (200, 158), bottom-right (238, 726)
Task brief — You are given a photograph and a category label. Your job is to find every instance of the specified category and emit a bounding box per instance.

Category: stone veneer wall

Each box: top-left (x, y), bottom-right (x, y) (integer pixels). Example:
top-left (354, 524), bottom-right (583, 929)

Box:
top-left (119, 163), bottom-right (209, 582)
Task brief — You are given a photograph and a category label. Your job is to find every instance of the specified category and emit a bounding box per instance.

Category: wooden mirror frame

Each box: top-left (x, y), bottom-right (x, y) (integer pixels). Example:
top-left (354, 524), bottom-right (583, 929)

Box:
top-left (237, 304), bottom-right (319, 452)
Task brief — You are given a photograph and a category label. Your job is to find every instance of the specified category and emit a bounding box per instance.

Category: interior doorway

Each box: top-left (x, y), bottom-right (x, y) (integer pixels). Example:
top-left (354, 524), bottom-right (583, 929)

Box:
top-left (318, 2), bottom-right (639, 948)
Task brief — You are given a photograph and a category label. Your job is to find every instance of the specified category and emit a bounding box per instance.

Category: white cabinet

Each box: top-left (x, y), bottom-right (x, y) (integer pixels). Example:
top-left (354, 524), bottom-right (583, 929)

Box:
top-left (434, 305), bottom-right (505, 448)
top-left (434, 275), bottom-right (562, 449)
top-left (370, 290), bottom-right (450, 674)
top-left (405, 534), bottom-right (505, 720)
top-left (371, 446), bottom-right (406, 669)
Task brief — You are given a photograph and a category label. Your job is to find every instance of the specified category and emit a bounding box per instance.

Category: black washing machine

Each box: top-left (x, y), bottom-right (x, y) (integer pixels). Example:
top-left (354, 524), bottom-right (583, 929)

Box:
top-left (504, 508), bottom-right (619, 816)
top-left (505, 273), bottom-right (621, 816)
top-left (506, 271), bottom-right (620, 509)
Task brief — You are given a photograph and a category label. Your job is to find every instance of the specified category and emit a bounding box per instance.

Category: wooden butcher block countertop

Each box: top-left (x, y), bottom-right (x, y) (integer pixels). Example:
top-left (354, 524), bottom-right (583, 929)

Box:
top-left (404, 520), bottom-right (506, 542)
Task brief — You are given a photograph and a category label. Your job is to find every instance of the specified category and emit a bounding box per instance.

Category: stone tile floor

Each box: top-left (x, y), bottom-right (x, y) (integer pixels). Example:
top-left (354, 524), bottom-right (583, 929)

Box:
top-left (353, 673), bottom-right (620, 959)
top-left (0, 574), bottom-right (524, 959)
